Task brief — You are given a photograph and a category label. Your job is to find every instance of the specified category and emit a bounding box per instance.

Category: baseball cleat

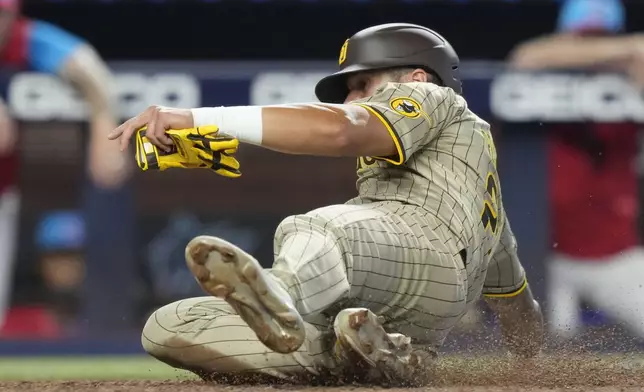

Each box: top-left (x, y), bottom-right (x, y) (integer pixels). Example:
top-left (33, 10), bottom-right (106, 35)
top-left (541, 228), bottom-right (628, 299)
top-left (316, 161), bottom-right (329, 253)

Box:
top-left (185, 235), bottom-right (305, 354)
top-left (333, 308), bottom-right (432, 383)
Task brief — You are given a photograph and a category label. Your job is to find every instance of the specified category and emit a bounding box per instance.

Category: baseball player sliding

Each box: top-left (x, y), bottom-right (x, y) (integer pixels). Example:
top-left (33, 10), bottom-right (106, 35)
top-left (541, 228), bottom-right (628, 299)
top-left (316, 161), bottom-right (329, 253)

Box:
top-left (109, 23), bottom-right (544, 383)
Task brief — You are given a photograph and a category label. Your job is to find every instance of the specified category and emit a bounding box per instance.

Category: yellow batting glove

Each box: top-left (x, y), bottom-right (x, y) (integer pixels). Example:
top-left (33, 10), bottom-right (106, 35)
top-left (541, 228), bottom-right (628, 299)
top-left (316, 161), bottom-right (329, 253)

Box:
top-left (134, 125), bottom-right (242, 178)
top-left (171, 126), bottom-right (242, 178)
top-left (193, 142), bottom-right (242, 179)
top-left (135, 127), bottom-right (204, 171)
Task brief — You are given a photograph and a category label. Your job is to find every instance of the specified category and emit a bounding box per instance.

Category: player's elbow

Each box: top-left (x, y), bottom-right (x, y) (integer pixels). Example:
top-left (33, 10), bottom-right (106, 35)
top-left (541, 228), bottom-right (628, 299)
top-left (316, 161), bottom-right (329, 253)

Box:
top-left (61, 44), bottom-right (117, 115)
top-left (508, 37), bottom-right (560, 69)
top-left (327, 106), bottom-right (372, 156)
top-left (316, 109), bottom-right (367, 156)
top-left (314, 122), bottom-right (350, 157)
top-left (508, 45), bottom-right (543, 69)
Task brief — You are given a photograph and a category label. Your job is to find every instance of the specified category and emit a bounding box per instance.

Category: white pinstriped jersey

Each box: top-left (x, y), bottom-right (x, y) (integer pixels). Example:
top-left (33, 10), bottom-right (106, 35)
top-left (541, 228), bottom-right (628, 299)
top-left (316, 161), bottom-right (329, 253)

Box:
top-left (348, 82), bottom-right (525, 303)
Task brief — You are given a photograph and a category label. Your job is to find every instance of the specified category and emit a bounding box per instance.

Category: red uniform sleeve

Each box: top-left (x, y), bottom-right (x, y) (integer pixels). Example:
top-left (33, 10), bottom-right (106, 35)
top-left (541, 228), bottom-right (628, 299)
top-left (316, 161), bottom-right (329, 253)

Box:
top-left (0, 0), bottom-right (19, 13)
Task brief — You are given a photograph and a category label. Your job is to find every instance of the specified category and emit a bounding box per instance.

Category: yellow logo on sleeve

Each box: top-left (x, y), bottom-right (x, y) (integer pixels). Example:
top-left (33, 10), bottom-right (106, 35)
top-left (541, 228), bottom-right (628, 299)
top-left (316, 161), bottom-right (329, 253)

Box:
top-left (390, 97), bottom-right (422, 119)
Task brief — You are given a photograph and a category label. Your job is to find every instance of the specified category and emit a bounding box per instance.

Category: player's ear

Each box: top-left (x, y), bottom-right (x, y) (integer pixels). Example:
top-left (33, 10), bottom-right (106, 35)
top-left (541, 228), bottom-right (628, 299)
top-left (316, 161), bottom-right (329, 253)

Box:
top-left (410, 69), bottom-right (429, 83)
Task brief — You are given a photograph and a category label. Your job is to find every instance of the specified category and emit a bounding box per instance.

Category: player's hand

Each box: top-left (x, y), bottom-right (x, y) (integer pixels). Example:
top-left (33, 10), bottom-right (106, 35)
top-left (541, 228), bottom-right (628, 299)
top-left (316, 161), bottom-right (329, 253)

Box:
top-left (135, 125), bottom-right (241, 178)
top-left (483, 286), bottom-right (544, 360)
top-left (108, 105), bottom-right (194, 152)
top-left (0, 99), bottom-right (17, 156)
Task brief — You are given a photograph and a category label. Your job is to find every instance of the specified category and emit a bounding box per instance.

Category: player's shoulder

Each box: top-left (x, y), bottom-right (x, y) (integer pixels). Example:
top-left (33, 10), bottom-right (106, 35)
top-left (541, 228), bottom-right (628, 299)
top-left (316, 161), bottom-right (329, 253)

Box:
top-left (371, 81), bottom-right (449, 96)
top-left (381, 82), bottom-right (465, 107)
top-left (359, 82), bottom-right (458, 109)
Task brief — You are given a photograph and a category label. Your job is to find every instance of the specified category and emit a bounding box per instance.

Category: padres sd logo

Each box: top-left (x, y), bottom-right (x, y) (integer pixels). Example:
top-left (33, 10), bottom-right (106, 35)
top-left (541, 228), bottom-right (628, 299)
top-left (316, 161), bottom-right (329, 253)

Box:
top-left (390, 97), bottom-right (422, 119)
top-left (339, 39), bottom-right (349, 65)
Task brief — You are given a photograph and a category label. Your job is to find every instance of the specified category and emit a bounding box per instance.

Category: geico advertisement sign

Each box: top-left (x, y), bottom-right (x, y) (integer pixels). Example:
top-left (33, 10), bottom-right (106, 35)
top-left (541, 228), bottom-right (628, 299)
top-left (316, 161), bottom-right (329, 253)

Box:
top-left (7, 73), bottom-right (201, 121)
top-left (250, 72), bottom-right (328, 105)
top-left (491, 72), bottom-right (644, 122)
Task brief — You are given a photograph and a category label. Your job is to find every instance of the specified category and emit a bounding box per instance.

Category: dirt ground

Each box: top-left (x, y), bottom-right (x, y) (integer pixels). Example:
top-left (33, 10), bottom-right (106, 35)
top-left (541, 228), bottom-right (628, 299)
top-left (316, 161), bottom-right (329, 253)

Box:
top-left (3, 353), bottom-right (644, 392)
top-left (1, 382), bottom-right (642, 392)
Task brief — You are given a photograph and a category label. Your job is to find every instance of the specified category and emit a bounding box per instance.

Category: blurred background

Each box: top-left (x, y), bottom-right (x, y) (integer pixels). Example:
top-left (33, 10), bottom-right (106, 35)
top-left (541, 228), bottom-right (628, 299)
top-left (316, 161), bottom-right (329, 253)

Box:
top-left (0, 0), bottom-right (643, 367)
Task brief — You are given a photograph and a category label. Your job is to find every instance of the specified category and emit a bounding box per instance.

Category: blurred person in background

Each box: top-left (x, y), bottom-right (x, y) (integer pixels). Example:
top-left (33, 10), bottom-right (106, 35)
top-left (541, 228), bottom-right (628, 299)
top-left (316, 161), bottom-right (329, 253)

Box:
top-left (0, 0), bottom-right (133, 332)
top-left (35, 211), bottom-right (86, 334)
top-left (0, 211), bottom-right (84, 338)
top-left (508, 0), bottom-right (644, 341)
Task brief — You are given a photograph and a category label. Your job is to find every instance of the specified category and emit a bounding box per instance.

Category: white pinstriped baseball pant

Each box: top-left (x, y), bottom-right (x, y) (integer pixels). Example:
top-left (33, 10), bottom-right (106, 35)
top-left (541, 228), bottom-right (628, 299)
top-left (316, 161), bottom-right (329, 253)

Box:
top-left (142, 203), bottom-right (468, 379)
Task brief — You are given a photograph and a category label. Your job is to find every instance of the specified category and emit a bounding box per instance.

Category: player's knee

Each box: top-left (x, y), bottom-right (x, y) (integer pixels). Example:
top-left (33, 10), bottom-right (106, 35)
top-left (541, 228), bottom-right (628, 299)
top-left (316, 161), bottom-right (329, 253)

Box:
top-left (141, 305), bottom-right (169, 359)
top-left (141, 298), bottom-right (237, 366)
top-left (62, 44), bottom-right (109, 80)
top-left (140, 301), bottom-right (191, 362)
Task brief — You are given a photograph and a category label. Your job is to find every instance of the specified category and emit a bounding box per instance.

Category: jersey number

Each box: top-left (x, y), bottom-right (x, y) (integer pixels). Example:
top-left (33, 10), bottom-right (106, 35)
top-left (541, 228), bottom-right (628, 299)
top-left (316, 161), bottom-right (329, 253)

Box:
top-left (481, 173), bottom-right (500, 234)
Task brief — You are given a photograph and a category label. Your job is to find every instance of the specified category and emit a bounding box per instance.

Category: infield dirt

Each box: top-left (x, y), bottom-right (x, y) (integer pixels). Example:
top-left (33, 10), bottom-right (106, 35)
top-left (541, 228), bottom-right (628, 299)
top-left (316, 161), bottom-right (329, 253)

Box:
top-left (4, 353), bottom-right (643, 392)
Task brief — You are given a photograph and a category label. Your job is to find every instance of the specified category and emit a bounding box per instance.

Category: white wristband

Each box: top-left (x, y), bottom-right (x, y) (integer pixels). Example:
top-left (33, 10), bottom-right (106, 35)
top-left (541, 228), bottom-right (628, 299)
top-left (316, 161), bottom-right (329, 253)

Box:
top-left (191, 106), bottom-right (263, 146)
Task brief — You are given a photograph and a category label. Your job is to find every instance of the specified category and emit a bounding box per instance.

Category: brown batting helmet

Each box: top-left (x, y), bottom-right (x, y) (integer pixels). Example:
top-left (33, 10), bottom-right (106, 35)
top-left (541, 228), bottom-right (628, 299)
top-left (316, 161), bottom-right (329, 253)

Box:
top-left (314, 23), bottom-right (462, 104)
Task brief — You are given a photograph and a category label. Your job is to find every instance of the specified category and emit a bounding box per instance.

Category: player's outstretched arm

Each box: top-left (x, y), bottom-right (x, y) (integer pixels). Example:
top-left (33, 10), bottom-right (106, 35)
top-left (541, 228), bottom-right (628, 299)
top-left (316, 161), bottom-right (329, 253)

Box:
top-left (109, 82), bottom-right (457, 161)
top-left (509, 34), bottom-right (633, 70)
top-left (250, 103), bottom-right (396, 157)
top-left (483, 284), bottom-right (544, 359)
top-left (108, 103), bottom-right (397, 158)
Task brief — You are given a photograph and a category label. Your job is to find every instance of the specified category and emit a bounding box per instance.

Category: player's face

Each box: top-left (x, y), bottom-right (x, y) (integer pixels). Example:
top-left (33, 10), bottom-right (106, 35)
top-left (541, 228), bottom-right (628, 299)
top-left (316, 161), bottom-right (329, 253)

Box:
top-left (344, 70), bottom-right (398, 104)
